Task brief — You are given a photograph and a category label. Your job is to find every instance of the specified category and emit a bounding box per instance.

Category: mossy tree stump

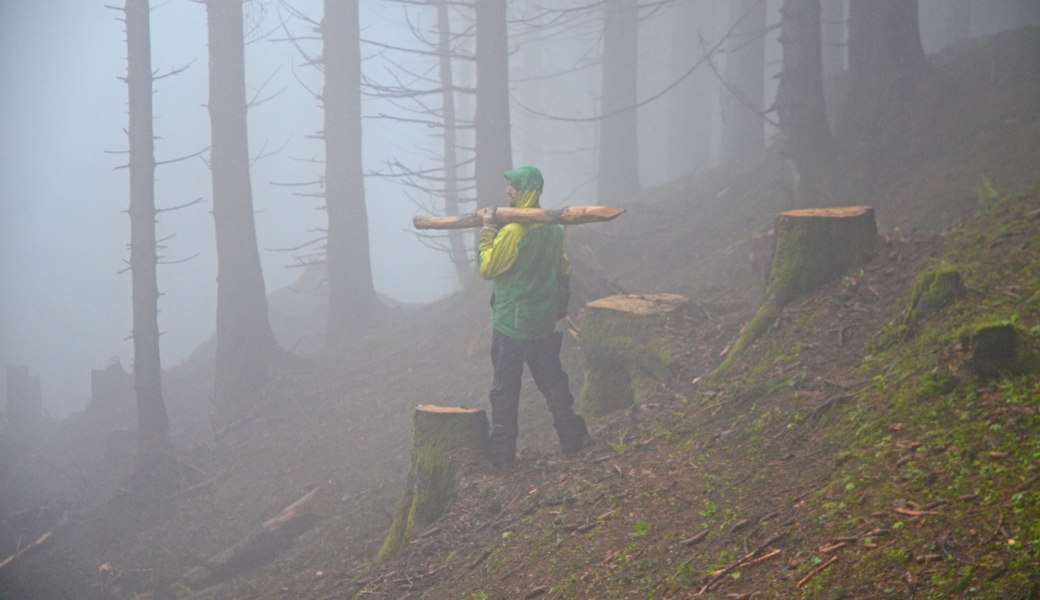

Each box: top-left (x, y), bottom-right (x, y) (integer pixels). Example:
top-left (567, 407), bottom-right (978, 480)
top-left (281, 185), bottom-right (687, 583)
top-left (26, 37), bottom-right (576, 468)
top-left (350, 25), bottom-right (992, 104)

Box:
top-left (578, 294), bottom-right (688, 418)
top-left (962, 323), bottom-right (1040, 379)
top-left (716, 206), bottom-right (877, 374)
top-left (905, 266), bottom-right (966, 326)
top-left (377, 405), bottom-right (487, 561)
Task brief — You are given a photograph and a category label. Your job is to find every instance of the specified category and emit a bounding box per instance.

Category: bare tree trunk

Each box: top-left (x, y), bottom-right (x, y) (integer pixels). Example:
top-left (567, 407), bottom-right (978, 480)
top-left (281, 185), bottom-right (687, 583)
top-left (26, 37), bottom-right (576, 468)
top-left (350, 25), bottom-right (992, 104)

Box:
top-left (775, 0), bottom-right (835, 205)
top-left (668, 0), bottom-right (716, 178)
top-left (474, 0), bottom-right (511, 212)
top-left (125, 0), bottom-right (169, 458)
top-left (323, 0), bottom-right (379, 345)
top-left (839, 0), bottom-right (927, 140)
top-left (722, 0), bottom-right (767, 163)
top-left (598, 0), bottom-right (640, 201)
top-left (435, 0), bottom-right (470, 286)
top-left (206, 0), bottom-right (279, 415)
top-left (944, 0), bottom-right (971, 46)
top-left (820, 0), bottom-right (846, 84)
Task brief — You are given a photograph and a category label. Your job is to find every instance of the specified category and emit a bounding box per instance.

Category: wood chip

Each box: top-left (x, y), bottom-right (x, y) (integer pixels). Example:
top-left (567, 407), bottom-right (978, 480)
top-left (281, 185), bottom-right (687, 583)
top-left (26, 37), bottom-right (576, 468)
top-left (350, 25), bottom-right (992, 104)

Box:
top-left (818, 541), bottom-right (847, 553)
top-left (679, 529), bottom-right (709, 547)
top-left (596, 509), bottom-right (618, 521)
top-left (893, 507), bottom-right (938, 517)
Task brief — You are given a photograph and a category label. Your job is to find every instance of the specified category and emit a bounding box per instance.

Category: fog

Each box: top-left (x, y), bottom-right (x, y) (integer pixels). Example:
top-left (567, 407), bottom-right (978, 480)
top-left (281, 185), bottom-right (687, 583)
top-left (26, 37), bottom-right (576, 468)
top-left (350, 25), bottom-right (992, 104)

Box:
top-left (1, 0), bottom-right (1037, 417)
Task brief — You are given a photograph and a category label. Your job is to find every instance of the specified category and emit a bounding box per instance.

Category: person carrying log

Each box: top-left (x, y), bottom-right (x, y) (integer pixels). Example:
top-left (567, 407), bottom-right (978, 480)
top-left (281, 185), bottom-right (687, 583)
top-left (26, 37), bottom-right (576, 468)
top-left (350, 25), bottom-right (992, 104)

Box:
top-left (479, 166), bottom-right (588, 468)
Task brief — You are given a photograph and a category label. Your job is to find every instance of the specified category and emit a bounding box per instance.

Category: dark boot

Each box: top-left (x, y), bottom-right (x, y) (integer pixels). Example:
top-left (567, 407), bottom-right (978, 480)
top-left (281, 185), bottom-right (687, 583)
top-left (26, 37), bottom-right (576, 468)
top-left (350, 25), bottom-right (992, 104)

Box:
top-left (487, 424), bottom-right (517, 469)
top-left (558, 415), bottom-right (588, 457)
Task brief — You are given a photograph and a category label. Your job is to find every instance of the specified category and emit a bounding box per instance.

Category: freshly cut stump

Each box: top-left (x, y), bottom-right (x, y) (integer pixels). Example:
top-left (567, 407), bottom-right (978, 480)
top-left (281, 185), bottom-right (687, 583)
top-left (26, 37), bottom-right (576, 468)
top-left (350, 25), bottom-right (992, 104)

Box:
top-left (578, 294), bottom-right (688, 418)
top-left (716, 206), bottom-right (877, 374)
top-left (377, 405), bottom-right (488, 561)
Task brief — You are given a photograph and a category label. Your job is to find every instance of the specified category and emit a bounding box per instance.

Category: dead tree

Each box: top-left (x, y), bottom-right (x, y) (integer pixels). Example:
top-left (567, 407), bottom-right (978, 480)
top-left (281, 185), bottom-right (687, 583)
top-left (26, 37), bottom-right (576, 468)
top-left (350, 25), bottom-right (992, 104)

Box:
top-left (474, 0), bottom-right (512, 211)
top-left (323, 0), bottom-right (380, 344)
top-left (722, 0), bottom-right (767, 163)
top-left (124, 0), bottom-right (169, 460)
top-left (838, 0), bottom-right (927, 141)
top-left (774, 0), bottom-right (836, 206)
top-left (206, 0), bottom-right (280, 415)
top-left (597, 0), bottom-right (640, 201)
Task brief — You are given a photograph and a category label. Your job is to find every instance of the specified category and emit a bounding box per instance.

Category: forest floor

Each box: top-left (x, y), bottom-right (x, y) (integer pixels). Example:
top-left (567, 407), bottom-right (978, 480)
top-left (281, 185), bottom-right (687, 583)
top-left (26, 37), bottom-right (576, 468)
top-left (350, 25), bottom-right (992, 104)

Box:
top-left (1, 25), bottom-right (1039, 600)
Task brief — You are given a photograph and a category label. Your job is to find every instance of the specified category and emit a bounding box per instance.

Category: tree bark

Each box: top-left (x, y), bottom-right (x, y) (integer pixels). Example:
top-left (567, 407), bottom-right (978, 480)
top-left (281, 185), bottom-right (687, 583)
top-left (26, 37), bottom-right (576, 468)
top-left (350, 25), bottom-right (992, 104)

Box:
top-left (598, 0), bottom-right (640, 201)
top-left (323, 0), bottom-right (379, 346)
top-left (206, 0), bottom-right (279, 415)
top-left (820, 0), bottom-right (846, 84)
top-left (668, 0), bottom-right (716, 178)
top-left (775, 0), bottom-right (836, 206)
top-left (722, 0), bottom-right (768, 163)
top-left (125, 0), bottom-right (169, 459)
top-left (838, 0), bottom-right (927, 140)
top-left (474, 0), bottom-right (512, 213)
top-left (434, 0), bottom-right (470, 286)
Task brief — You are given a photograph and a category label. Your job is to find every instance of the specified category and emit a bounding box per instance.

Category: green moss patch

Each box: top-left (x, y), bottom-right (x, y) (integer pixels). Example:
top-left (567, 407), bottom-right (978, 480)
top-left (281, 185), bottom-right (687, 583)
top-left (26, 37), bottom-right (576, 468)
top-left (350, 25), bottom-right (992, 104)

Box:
top-left (905, 265), bottom-right (966, 326)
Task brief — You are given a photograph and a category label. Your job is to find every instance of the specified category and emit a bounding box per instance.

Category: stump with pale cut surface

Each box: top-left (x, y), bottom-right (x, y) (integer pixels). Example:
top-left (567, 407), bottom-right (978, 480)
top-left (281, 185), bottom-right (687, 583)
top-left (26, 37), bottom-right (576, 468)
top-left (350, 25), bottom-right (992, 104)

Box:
top-left (377, 405), bottom-right (488, 561)
top-left (578, 294), bottom-right (688, 418)
top-left (716, 206), bottom-right (877, 375)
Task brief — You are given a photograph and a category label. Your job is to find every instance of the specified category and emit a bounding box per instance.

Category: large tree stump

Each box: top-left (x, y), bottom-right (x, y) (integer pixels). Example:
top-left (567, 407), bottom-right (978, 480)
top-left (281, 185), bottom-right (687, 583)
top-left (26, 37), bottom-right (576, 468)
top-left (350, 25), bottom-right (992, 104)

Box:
top-left (377, 405), bottom-right (487, 561)
top-left (578, 294), bottom-right (688, 418)
top-left (716, 206), bottom-right (876, 374)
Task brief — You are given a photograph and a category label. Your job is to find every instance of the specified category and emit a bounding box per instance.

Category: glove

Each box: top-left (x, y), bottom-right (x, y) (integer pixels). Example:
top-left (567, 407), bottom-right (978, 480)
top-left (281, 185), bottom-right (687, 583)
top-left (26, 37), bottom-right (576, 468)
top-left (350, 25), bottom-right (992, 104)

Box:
top-left (554, 317), bottom-right (569, 334)
top-left (482, 206), bottom-right (498, 233)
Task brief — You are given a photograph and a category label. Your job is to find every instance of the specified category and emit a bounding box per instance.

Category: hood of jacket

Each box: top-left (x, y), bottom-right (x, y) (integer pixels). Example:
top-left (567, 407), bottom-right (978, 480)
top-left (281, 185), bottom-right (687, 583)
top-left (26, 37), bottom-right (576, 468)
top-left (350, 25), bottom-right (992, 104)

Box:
top-left (504, 166), bottom-right (543, 209)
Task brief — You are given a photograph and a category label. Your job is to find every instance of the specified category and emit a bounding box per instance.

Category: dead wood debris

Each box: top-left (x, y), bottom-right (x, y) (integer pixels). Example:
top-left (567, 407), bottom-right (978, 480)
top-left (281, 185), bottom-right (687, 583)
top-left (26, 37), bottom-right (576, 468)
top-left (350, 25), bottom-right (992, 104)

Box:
top-left (795, 555), bottom-right (838, 589)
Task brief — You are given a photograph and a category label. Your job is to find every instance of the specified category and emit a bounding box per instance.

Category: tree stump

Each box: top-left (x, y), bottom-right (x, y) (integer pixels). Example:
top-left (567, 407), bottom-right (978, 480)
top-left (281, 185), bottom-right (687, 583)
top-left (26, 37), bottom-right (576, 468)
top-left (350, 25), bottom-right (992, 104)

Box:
top-left (578, 294), bottom-right (688, 418)
top-left (377, 405), bottom-right (488, 561)
top-left (963, 323), bottom-right (1040, 379)
top-left (716, 206), bottom-right (877, 374)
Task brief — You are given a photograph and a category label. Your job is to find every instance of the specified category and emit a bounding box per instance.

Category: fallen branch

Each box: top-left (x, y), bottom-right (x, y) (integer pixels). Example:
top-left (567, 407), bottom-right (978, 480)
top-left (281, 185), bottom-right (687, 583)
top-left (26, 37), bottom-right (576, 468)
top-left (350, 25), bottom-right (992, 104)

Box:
top-left (698, 533), bottom-right (786, 594)
top-left (796, 555), bottom-right (838, 588)
top-left (0, 510), bottom-right (68, 570)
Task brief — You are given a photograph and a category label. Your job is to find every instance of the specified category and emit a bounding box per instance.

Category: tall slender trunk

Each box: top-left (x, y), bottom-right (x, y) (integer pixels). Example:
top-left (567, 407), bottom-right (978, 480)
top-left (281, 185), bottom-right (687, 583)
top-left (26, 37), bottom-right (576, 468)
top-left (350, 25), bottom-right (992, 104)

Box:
top-left (598, 0), bottom-right (640, 201)
top-left (775, 0), bottom-right (835, 206)
top-left (323, 0), bottom-right (378, 345)
top-left (839, 0), bottom-right (927, 140)
top-left (474, 0), bottom-right (511, 212)
top-left (668, 0), bottom-right (715, 178)
top-left (125, 0), bottom-right (168, 458)
top-left (820, 0), bottom-right (846, 84)
top-left (944, 0), bottom-right (971, 46)
top-left (722, 0), bottom-right (767, 163)
top-left (435, 0), bottom-right (469, 286)
top-left (206, 0), bottom-right (278, 414)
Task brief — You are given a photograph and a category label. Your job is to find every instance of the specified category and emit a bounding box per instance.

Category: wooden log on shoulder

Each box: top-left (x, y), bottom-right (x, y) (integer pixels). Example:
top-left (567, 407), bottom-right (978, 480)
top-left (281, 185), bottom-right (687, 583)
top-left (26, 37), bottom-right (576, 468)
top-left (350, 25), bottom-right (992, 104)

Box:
top-left (578, 294), bottom-right (689, 418)
top-left (413, 206), bottom-right (625, 230)
top-left (377, 405), bottom-right (487, 561)
top-left (715, 206), bottom-right (876, 375)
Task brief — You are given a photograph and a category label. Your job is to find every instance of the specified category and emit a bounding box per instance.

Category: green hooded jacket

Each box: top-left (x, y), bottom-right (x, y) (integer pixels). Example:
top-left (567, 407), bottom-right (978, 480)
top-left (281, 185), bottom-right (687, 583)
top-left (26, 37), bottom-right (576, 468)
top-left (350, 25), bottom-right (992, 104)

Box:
top-left (478, 167), bottom-right (571, 340)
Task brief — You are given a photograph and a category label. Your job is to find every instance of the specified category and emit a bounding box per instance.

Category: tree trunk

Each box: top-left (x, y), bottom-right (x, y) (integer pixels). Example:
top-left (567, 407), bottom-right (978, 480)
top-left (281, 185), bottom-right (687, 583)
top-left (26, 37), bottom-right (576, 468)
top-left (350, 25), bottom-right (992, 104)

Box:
top-left (206, 0), bottom-right (279, 415)
top-left (668, 0), bottom-right (716, 178)
top-left (722, 0), bottom-right (768, 163)
top-left (820, 0), bottom-right (846, 84)
top-left (598, 0), bottom-right (640, 202)
top-left (775, 0), bottom-right (836, 206)
top-left (323, 0), bottom-right (379, 346)
top-left (435, 0), bottom-right (470, 286)
top-left (378, 405), bottom-right (487, 561)
top-left (124, 0), bottom-right (169, 460)
top-left (715, 206), bottom-right (876, 374)
top-left (838, 0), bottom-right (927, 140)
top-left (944, 0), bottom-right (972, 47)
top-left (578, 294), bottom-right (688, 418)
top-left (474, 0), bottom-right (511, 214)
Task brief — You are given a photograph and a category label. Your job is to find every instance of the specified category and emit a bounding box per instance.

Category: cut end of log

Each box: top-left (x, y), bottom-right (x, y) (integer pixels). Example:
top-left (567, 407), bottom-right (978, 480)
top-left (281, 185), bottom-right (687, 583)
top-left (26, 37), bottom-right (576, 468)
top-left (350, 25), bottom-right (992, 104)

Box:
top-left (779, 205), bottom-right (873, 219)
top-left (415, 404), bottom-right (483, 415)
top-left (584, 293), bottom-right (688, 316)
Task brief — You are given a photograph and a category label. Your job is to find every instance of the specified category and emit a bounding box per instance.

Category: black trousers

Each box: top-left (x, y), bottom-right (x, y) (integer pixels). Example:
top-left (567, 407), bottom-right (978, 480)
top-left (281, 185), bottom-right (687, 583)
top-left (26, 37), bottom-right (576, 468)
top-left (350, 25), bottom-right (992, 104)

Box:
top-left (488, 329), bottom-right (582, 454)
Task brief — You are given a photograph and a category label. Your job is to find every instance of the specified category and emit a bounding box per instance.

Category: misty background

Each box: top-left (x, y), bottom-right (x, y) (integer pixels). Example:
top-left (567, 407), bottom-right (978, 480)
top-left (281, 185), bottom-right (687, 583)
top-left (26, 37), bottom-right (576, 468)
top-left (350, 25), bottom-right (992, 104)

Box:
top-left (1, 0), bottom-right (1037, 416)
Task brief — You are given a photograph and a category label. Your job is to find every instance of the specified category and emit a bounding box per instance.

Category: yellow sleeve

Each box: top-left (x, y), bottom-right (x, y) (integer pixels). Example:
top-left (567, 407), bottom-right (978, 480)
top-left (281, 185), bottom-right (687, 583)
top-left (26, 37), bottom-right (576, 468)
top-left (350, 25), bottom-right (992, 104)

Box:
top-left (478, 223), bottom-right (524, 280)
